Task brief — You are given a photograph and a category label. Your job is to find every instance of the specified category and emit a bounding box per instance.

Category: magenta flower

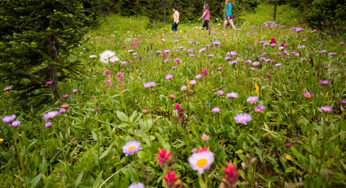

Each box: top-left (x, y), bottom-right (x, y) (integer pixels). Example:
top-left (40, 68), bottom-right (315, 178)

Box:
top-left (254, 105), bottom-right (265, 113)
top-left (212, 41), bottom-right (220, 46)
top-left (320, 50), bottom-right (327, 54)
top-left (63, 94), bottom-right (69, 98)
top-left (285, 143), bottom-right (292, 148)
top-left (172, 66), bottom-right (176, 70)
top-left (44, 111), bottom-right (59, 120)
top-left (181, 86), bottom-right (187, 91)
top-left (303, 92), bottom-right (313, 99)
top-left (218, 90), bottom-right (224, 96)
top-left (149, 82), bottom-right (156, 87)
top-left (104, 69), bottom-right (110, 76)
top-left (202, 134), bottom-right (210, 141)
top-left (202, 69), bottom-right (208, 76)
top-left (340, 100), bottom-right (346, 104)
top-left (11, 121), bottom-right (21, 127)
top-left (320, 80), bottom-right (331, 85)
top-left (227, 92), bottom-right (238, 98)
top-left (46, 81), bottom-right (53, 85)
top-left (328, 52), bottom-right (336, 56)
top-left (217, 67), bottom-right (222, 71)
top-left (196, 74), bottom-right (202, 80)
top-left (229, 60), bottom-right (238, 65)
top-left (199, 48), bottom-right (206, 53)
top-left (320, 106), bottom-right (332, 113)
top-left (117, 72), bottom-right (124, 79)
top-left (4, 87), bottom-right (11, 92)
top-left (59, 109), bottom-right (66, 114)
top-left (45, 122), bottom-right (52, 128)
top-left (252, 62), bottom-right (260, 66)
top-left (144, 83), bottom-right (150, 88)
top-left (190, 80), bottom-right (197, 85)
top-left (73, 89), bottom-right (78, 94)
top-left (165, 74), bottom-right (173, 80)
top-left (247, 96), bottom-right (258, 104)
top-left (211, 107), bottom-right (220, 113)
top-left (234, 113), bottom-right (252, 125)
top-left (188, 48), bottom-right (193, 53)
top-left (174, 58), bottom-right (182, 63)
top-left (123, 141), bottom-right (142, 156)
top-left (225, 57), bottom-right (231, 61)
top-left (340, 42), bottom-right (344, 45)
top-left (2, 115), bottom-right (16, 124)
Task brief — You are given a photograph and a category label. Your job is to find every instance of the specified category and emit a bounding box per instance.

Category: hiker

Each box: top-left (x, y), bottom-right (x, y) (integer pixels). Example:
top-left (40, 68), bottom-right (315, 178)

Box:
top-left (172, 7), bottom-right (179, 32)
top-left (224, 0), bottom-right (236, 31)
top-left (198, 4), bottom-right (210, 31)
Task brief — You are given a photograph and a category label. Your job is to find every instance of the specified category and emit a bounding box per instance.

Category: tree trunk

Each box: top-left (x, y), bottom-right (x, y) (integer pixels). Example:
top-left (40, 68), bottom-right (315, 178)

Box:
top-left (273, 0), bottom-right (278, 21)
top-left (48, 35), bottom-right (61, 101)
top-left (163, 0), bottom-right (166, 26)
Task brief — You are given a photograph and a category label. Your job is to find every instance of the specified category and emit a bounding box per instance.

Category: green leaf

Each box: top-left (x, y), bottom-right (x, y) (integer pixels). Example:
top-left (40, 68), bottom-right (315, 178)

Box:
top-left (99, 143), bottom-right (114, 160)
top-left (30, 173), bottom-right (42, 188)
top-left (116, 111), bottom-right (128, 122)
top-left (74, 171), bottom-right (84, 186)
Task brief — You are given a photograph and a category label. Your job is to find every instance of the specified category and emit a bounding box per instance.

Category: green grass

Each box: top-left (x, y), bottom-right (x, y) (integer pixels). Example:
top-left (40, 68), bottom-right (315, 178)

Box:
top-left (1, 14), bottom-right (345, 188)
top-left (239, 4), bottom-right (304, 27)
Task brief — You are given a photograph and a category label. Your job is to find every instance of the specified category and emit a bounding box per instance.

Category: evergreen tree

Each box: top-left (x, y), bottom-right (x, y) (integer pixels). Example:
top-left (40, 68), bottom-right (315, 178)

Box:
top-left (0, 0), bottom-right (92, 104)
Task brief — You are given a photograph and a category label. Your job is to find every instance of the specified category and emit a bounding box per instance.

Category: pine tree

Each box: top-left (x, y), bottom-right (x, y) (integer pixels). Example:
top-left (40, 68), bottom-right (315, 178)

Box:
top-left (0, 0), bottom-right (92, 104)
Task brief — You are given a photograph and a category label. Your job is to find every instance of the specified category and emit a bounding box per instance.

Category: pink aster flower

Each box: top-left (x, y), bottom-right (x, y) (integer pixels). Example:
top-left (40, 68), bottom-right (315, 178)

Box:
top-left (202, 134), bottom-right (210, 141)
top-left (123, 141), bottom-right (142, 156)
top-left (247, 96), bottom-right (258, 104)
top-left (45, 122), bottom-right (52, 128)
top-left (165, 74), bottom-right (174, 80)
top-left (2, 115), bottom-right (16, 124)
top-left (181, 86), bottom-right (187, 91)
top-left (43, 111), bottom-right (59, 120)
top-left (320, 106), bottom-right (332, 113)
top-left (4, 87), bottom-right (12, 92)
top-left (320, 80), bottom-right (331, 85)
top-left (11, 121), bottom-right (21, 127)
top-left (190, 80), bottom-right (197, 85)
top-left (46, 81), bottom-right (53, 85)
top-left (195, 74), bottom-right (202, 80)
top-left (227, 92), bottom-right (238, 98)
top-left (303, 92), bottom-right (313, 99)
top-left (211, 107), bottom-right (220, 113)
top-left (234, 113), bottom-right (252, 125)
top-left (218, 90), bottom-right (224, 96)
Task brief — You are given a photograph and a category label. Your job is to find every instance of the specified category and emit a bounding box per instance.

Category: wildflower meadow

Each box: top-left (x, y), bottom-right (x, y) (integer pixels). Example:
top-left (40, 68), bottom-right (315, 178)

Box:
top-left (1, 10), bottom-right (345, 188)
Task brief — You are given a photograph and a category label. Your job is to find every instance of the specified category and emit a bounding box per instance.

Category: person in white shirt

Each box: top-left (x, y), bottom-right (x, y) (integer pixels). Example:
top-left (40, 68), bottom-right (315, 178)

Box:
top-left (172, 7), bottom-right (179, 32)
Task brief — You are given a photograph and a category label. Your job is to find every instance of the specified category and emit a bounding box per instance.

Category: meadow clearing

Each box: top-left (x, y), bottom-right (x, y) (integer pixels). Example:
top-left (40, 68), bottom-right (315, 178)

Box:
top-left (1, 12), bottom-right (345, 187)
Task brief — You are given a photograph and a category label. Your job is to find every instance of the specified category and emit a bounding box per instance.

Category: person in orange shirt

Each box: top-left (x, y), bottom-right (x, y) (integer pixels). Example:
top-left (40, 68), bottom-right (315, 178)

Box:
top-left (172, 7), bottom-right (179, 32)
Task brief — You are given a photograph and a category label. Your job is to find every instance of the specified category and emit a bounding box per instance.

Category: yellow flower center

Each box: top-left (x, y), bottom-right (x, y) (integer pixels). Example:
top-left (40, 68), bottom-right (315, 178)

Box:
top-left (203, 136), bottom-right (208, 140)
top-left (197, 158), bottom-right (208, 168)
top-left (305, 94), bottom-right (311, 98)
top-left (323, 109), bottom-right (328, 112)
top-left (251, 99), bottom-right (255, 102)
top-left (50, 115), bottom-right (54, 118)
top-left (128, 146), bottom-right (136, 151)
top-left (241, 118), bottom-right (246, 123)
